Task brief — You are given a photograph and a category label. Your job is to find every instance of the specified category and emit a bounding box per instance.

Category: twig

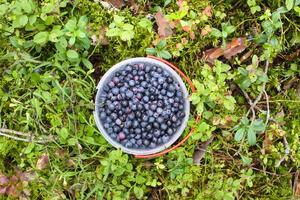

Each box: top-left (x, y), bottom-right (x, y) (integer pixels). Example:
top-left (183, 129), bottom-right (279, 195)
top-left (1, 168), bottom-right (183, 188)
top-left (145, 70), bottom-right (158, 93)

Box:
top-left (0, 128), bottom-right (53, 144)
top-left (242, 90), bottom-right (256, 121)
top-left (248, 60), bottom-right (270, 113)
top-left (0, 132), bottom-right (32, 142)
top-left (263, 90), bottom-right (270, 127)
top-left (275, 136), bottom-right (290, 168)
top-left (0, 128), bottom-right (31, 137)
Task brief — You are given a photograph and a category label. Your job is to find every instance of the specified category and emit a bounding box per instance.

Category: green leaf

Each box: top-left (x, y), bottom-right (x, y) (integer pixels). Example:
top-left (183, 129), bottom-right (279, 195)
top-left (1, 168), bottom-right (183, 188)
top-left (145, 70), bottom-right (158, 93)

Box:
top-left (196, 101), bottom-right (204, 115)
top-left (223, 96), bottom-right (236, 111)
top-left (67, 50), bottom-right (79, 60)
top-left (78, 16), bottom-right (88, 28)
top-left (211, 28), bottom-right (222, 38)
top-left (69, 37), bottom-right (76, 45)
top-left (65, 18), bottom-right (77, 31)
top-left (133, 186), bottom-right (144, 199)
top-left (123, 24), bottom-right (134, 31)
top-left (286, 0), bottom-right (295, 10)
top-left (82, 58), bottom-right (93, 69)
top-left (156, 40), bottom-right (167, 49)
top-left (0, 4), bottom-right (9, 16)
top-left (157, 50), bottom-right (172, 59)
top-left (120, 31), bottom-right (134, 41)
top-left (189, 93), bottom-right (201, 104)
top-left (138, 18), bottom-right (152, 32)
top-left (114, 15), bottom-right (125, 24)
top-left (145, 48), bottom-right (156, 55)
top-left (251, 119), bottom-right (265, 131)
top-left (18, 15), bottom-right (28, 27)
top-left (75, 30), bottom-right (86, 38)
top-left (58, 128), bottom-right (69, 141)
top-left (241, 155), bottom-right (252, 165)
top-left (234, 128), bottom-right (245, 142)
top-left (33, 31), bottom-right (49, 44)
top-left (67, 138), bottom-right (77, 146)
top-left (247, 128), bottom-right (256, 146)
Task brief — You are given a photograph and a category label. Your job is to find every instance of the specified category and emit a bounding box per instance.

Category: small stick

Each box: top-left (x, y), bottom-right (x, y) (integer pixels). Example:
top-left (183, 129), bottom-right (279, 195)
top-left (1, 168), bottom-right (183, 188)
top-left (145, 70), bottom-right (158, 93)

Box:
top-left (275, 136), bottom-right (290, 168)
top-left (0, 128), bottom-right (31, 137)
top-left (263, 90), bottom-right (270, 127)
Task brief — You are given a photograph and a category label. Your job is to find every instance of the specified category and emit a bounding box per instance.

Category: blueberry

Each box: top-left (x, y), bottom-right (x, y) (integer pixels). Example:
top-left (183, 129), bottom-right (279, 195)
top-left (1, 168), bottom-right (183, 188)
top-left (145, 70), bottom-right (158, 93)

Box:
top-left (125, 90), bottom-right (134, 98)
top-left (145, 65), bottom-right (151, 72)
top-left (108, 81), bottom-right (115, 88)
top-left (129, 80), bottom-right (135, 86)
top-left (158, 77), bottom-right (165, 84)
top-left (110, 113), bottom-right (118, 120)
top-left (171, 115), bottom-right (177, 122)
top-left (100, 112), bottom-right (106, 119)
top-left (133, 120), bottom-right (139, 128)
top-left (162, 135), bottom-right (169, 143)
top-left (117, 132), bottom-right (126, 140)
top-left (149, 117), bottom-right (155, 123)
top-left (153, 129), bottom-right (161, 137)
top-left (143, 96), bottom-right (149, 103)
top-left (161, 123), bottom-right (168, 130)
top-left (113, 126), bottom-right (120, 132)
top-left (125, 141), bottom-right (133, 148)
top-left (112, 77), bottom-right (120, 83)
top-left (158, 138), bottom-right (163, 144)
top-left (126, 65), bottom-right (132, 72)
top-left (116, 119), bottom-right (122, 126)
top-left (107, 128), bottom-right (113, 134)
top-left (167, 128), bottom-right (174, 135)
top-left (123, 128), bottom-right (129, 134)
top-left (157, 107), bottom-right (163, 114)
top-left (110, 133), bottom-right (117, 139)
top-left (132, 70), bottom-right (137, 75)
top-left (128, 113), bottom-right (135, 120)
top-left (143, 139), bottom-right (150, 146)
top-left (104, 123), bottom-right (110, 129)
top-left (108, 103), bottom-right (115, 111)
top-left (146, 134), bottom-right (153, 140)
top-left (167, 91), bottom-right (174, 97)
top-left (135, 128), bottom-right (141, 134)
top-left (146, 124), bottom-right (152, 130)
top-left (166, 77), bottom-right (173, 83)
top-left (153, 122), bottom-right (159, 128)
top-left (157, 117), bottom-right (164, 123)
top-left (167, 120), bottom-right (172, 126)
top-left (141, 122), bottom-right (147, 128)
top-left (137, 139), bottom-right (142, 145)
top-left (135, 134), bottom-right (141, 139)
top-left (153, 113), bottom-right (159, 118)
top-left (150, 143), bottom-right (156, 148)
top-left (130, 138), bottom-right (136, 144)
top-left (125, 121), bottom-right (132, 128)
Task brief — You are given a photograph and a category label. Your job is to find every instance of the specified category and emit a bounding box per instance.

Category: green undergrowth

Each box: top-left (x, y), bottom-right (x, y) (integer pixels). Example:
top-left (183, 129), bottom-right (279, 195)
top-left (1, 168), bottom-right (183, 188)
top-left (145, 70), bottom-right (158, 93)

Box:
top-left (0, 0), bottom-right (299, 199)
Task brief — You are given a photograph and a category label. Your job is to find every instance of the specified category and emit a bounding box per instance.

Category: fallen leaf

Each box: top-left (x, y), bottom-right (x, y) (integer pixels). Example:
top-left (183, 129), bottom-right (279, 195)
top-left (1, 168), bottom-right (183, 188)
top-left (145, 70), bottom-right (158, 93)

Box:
top-left (105, 0), bottom-right (123, 9)
top-left (261, 133), bottom-right (272, 155)
top-left (189, 31), bottom-right (195, 40)
top-left (182, 25), bottom-right (190, 32)
top-left (201, 25), bottom-right (212, 36)
top-left (181, 37), bottom-right (188, 45)
top-left (36, 154), bottom-right (49, 170)
top-left (193, 135), bottom-right (215, 165)
top-left (203, 37), bottom-right (247, 64)
top-left (240, 50), bottom-right (253, 63)
top-left (202, 6), bottom-right (212, 17)
top-left (155, 11), bottom-right (173, 38)
top-left (0, 175), bottom-right (9, 186)
top-left (99, 27), bottom-right (109, 45)
top-left (0, 186), bottom-right (6, 194)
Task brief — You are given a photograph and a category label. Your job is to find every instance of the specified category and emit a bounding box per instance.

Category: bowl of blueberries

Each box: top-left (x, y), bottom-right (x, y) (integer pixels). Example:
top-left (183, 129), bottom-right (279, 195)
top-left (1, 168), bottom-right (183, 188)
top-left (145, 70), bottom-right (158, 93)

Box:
top-left (94, 57), bottom-right (190, 155)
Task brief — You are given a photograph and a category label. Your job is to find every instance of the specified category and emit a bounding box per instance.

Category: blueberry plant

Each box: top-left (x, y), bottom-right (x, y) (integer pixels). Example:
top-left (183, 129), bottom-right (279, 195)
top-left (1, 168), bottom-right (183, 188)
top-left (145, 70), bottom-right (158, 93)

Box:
top-left (0, 0), bottom-right (300, 199)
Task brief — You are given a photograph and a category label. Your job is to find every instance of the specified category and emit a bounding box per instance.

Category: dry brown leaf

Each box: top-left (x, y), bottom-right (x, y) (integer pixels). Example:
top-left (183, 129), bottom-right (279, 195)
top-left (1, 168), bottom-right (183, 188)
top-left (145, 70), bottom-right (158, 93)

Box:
top-left (155, 11), bottom-right (173, 38)
top-left (105, 0), bottom-right (123, 9)
top-left (201, 25), bottom-right (212, 36)
top-left (181, 37), bottom-right (188, 45)
top-left (189, 31), bottom-right (195, 40)
top-left (202, 6), bottom-right (212, 17)
top-left (193, 135), bottom-right (215, 165)
top-left (203, 37), bottom-right (247, 64)
top-left (261, 133), bottom-right (272, 155)
top-left (182, 25), bottom-right (190, 32)
top-left (294, 171), bottom-right (300, 198)
top-left (36, 154), bottom-right (49, 170)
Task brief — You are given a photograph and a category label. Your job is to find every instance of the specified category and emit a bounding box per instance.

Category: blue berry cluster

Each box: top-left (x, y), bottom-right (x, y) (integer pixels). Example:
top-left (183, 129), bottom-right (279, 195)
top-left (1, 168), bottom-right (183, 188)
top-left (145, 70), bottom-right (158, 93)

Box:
top-left (98, 62), bottom-right (186, 149)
